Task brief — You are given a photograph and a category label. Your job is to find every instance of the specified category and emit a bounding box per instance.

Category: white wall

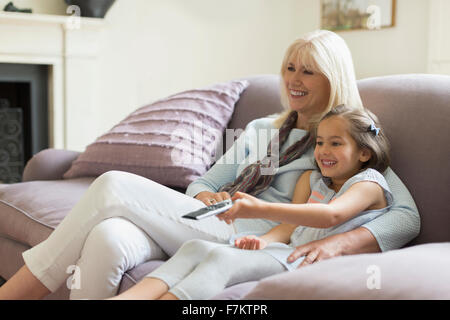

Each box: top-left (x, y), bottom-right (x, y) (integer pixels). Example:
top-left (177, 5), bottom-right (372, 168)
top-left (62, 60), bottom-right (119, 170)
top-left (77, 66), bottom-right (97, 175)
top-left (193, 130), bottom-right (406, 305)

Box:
top-left (94, 0), bottom-right (432, 137)
top-left (339, 0), bottom-right (430, 79)
top-left (290, 0), bottom-right (431, 79)
top-left (95, 0), bottom-right (305, 135)
top-left (2, 0), bottom-right (443, 150)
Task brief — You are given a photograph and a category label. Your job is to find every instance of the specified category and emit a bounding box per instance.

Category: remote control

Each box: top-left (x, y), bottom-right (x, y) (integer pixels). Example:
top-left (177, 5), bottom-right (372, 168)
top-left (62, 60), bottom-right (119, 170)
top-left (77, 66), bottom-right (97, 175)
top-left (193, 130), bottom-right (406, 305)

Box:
top-left (182, 199), bottom-right (234, 220)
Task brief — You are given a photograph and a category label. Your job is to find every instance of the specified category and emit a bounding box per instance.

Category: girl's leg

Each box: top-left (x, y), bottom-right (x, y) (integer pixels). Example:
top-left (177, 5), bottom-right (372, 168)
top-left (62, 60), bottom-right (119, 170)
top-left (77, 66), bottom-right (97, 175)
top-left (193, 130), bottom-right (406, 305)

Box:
top-left (113, 239), bottom-right (224, 300)
top-left (169, 246), bottom-right (286, 300)
top-left (3, 171), bottom-right (234, 299)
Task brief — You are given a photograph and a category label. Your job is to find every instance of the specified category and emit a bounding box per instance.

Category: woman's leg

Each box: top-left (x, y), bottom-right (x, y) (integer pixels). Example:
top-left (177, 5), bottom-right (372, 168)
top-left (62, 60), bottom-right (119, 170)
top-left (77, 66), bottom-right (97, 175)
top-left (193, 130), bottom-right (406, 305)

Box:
top-left (1, 171), bottom-right (234, 299)
top-left (69, 218), bottom-right (167, 300)
top-left (0, 265), bottom-right (50, 300)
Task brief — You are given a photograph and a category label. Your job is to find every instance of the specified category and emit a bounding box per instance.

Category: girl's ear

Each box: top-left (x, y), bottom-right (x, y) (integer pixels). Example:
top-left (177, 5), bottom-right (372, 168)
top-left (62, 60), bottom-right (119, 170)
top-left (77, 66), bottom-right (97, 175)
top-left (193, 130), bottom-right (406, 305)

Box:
top-left (359, 147), bottom-right (372, 163)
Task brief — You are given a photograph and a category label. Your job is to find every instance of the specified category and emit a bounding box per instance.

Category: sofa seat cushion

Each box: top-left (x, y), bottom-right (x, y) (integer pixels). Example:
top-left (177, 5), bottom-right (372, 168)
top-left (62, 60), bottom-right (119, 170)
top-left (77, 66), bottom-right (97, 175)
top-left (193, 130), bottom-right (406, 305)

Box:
top-left (243, 242), bottom-right (450, 300)
top-left (0, 178), bottom-right (94, 247)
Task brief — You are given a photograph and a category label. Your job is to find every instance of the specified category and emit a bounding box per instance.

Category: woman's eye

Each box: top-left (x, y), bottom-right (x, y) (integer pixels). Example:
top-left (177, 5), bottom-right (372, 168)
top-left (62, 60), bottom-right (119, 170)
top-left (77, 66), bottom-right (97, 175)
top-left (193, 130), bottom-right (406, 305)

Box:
top-left (332, 142), bottom-right (341, 146)
top-left (303, 70), bottom-right (313, 75)
top-left (287, 66), bottom-right (295, 72)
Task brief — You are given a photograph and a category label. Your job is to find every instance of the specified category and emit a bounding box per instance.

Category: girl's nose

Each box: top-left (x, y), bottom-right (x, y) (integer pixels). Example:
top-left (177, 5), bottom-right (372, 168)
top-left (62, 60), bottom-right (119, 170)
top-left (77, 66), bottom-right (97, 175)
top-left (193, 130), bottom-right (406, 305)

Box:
top-left (320, 145), bottom-right (330, 155)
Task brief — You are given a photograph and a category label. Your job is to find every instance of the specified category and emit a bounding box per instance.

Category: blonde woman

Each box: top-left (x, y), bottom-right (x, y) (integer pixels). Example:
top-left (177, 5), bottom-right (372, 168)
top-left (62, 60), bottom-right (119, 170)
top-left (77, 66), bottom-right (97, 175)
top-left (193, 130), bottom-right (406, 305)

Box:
top-left (0, 30), bottom-right (419, 300)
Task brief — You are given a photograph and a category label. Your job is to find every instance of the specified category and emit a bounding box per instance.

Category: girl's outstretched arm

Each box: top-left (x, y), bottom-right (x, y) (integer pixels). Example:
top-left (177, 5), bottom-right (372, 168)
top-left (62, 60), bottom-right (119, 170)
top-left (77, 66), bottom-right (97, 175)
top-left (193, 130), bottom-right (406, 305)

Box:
top-left (219, 176), bottom-right (386, 229)
top-left (233, 170), bottom-right (313, 250)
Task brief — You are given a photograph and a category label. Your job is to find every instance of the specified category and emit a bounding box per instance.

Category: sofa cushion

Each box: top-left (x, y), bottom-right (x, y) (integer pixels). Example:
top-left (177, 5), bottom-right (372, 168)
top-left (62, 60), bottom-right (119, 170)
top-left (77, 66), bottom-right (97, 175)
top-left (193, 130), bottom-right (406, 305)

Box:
top-left (243, 242), bottom-right (450, 300)
top-left (63, 80), bottom-right (249, 188)
top-left (0, 178), bottom-right (94, 247)
top-left (118, 260), bottom-right (165, 293)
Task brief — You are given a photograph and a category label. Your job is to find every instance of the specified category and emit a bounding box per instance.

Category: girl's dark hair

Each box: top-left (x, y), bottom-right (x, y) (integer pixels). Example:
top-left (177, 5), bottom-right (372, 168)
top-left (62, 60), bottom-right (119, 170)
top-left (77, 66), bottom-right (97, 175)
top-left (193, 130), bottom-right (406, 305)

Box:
top-left (317, 104), bottom-right (391, 173)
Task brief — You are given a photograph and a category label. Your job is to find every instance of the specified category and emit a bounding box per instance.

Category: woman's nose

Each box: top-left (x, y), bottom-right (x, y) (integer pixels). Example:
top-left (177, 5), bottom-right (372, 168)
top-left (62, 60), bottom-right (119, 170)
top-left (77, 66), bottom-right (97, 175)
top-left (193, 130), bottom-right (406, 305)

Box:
top-left (291, 71), bottom-right (304, 82)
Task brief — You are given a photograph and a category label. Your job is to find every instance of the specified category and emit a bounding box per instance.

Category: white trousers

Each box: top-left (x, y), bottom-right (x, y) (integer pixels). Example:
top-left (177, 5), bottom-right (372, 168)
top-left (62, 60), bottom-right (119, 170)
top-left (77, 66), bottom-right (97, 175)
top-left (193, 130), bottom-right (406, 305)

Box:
top-left (22, 171), bottom-right (235, 299)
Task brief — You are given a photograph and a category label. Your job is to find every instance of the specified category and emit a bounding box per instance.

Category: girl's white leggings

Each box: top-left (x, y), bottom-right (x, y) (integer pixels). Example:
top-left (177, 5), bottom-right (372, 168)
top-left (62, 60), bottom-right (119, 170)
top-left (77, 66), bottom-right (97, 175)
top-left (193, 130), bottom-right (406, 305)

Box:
top-left (147, 239), bottom-right (285, 300)
top-left (22, 171), bottom-right (235, 300)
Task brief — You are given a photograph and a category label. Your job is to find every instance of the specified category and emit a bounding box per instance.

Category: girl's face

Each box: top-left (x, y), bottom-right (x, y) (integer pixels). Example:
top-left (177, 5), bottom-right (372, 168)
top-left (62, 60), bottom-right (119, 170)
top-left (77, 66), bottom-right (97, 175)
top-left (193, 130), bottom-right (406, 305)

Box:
top-left (283, 54), bottom-right (331, 123)
top-left (314, 116), bottom-right (371, 185)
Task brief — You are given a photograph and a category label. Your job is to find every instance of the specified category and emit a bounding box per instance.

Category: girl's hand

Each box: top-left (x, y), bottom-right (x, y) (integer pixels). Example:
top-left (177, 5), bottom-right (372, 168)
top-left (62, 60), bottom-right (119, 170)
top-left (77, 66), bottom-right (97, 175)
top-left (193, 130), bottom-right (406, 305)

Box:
top-left (287, 233), bottom-right (344, 268)
top-left (216, 191), bottom-right (267, 224)
top-left (235, 235), bottom-right (268, 250)
top-left (195, 191), bottom-right (231, 206)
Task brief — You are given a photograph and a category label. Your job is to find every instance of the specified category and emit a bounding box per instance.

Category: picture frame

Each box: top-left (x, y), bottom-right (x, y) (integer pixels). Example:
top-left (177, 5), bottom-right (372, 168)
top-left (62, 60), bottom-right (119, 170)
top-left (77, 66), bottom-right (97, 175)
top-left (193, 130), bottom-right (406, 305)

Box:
top-left (321, 0), bottom-right (396, 31)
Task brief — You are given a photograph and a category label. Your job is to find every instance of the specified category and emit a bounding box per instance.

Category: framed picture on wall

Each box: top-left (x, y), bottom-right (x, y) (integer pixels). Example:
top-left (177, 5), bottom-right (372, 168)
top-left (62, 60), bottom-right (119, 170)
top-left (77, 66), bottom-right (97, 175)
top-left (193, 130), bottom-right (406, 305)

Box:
top-left (321, 0), bottom-right (396, 31)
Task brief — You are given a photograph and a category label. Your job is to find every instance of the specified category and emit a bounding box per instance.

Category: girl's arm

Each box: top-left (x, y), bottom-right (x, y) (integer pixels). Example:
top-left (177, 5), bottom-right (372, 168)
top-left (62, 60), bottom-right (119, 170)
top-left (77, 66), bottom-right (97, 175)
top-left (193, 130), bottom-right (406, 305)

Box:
top-left (235, 224), bottom-right (297, 250)
top-left (235, 170), bottom-right (313, 250)
top-left (221, 179), bottom-right (386, 229)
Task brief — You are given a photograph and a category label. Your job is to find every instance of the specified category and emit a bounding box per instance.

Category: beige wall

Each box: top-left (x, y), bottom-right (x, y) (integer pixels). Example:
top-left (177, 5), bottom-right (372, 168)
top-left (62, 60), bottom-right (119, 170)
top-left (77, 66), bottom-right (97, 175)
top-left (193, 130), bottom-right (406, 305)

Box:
top-left (94, 0), bottom-right (432, 134)
top-left (95, 0), bottom-right (305, 133)
top-left (339, 0), bottom-right (430, 79)
top-left (2, 0), bottom-right (441, 150)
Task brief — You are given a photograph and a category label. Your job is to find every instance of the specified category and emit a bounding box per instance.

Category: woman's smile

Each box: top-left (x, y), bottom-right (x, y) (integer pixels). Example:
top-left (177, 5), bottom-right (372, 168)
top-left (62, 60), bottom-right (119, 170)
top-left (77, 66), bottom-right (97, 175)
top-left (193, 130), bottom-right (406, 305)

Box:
top-left (289, 89), bottom-right (309, 98)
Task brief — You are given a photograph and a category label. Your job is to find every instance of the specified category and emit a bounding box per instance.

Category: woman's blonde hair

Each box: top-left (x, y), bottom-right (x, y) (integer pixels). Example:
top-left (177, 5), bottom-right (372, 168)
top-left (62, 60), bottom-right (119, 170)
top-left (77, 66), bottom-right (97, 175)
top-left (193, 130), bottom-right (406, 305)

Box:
top-left (274, 30), bottom-right (363, 128)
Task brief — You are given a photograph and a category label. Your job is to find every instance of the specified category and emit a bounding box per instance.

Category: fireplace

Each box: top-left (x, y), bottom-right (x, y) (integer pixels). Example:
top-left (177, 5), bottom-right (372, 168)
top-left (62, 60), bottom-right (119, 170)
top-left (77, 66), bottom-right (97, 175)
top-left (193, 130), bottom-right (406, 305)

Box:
top-left (0, 63), bottom-right (49, 183)
top-left (0, 11), bottom-right (105, 171)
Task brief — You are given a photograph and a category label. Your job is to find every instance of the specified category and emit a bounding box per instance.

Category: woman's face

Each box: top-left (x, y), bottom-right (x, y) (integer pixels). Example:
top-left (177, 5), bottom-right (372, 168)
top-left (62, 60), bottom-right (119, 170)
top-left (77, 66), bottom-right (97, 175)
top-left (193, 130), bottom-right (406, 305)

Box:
top-left (283, 54), bottom-right (331, 120)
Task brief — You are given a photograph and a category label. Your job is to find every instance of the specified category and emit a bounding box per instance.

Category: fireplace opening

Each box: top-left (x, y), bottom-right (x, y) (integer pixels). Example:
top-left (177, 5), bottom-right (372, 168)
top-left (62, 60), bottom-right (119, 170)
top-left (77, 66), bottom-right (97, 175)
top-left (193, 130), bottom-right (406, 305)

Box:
top-left (0, 63), bottom-right (49, 183)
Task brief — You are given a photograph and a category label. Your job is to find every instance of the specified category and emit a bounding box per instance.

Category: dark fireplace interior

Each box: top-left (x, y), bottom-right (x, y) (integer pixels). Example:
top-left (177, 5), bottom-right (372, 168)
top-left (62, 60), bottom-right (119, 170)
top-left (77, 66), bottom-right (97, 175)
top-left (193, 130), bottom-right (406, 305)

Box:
top-left (0, 63), bottom-right (49, 183)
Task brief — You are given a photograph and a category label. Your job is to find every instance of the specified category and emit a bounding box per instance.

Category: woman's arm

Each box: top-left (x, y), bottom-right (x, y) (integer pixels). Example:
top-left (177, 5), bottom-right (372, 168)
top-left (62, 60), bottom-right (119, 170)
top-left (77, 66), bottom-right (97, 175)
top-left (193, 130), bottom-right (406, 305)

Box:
top-left (359, 167), bottom-right (420, 252)
top-left (288, 168), bottom-right (420, 266)
top-left (287, 226), bottom-right (381, 267)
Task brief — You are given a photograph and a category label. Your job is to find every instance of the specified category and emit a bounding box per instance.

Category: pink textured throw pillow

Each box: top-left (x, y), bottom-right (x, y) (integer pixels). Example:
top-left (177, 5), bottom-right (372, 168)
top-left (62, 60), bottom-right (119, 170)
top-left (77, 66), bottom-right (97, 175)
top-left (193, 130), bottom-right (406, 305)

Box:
top-left (63, 80), bottom-right (249, 187)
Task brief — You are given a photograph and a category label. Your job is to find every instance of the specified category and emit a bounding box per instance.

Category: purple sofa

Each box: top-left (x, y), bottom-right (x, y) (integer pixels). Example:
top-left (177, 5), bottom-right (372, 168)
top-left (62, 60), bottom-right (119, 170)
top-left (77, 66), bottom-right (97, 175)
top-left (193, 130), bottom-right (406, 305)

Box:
top-left (1, 74), bottom-right (449, 299)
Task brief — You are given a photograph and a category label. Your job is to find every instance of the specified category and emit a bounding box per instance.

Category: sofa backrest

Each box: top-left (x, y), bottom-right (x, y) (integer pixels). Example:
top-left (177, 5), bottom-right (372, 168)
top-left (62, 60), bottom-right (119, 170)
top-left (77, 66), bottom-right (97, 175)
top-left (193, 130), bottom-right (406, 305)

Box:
top-left (229, 74), bottom-right (450, 245)
top-left (358, 74), bottom-right (450, 245)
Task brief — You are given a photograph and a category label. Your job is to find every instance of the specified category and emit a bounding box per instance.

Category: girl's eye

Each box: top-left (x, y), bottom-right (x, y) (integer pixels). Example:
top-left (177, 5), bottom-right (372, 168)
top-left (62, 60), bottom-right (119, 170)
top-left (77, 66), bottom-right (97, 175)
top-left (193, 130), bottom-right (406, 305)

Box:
top-left (287, 66), bottom-right (295, 72)
top-left (316, 141), bottom-right (323, 146)
top-left (303, 70), bottom-right (313, 75)
top-left (332, 142), bottom-right (341, 146)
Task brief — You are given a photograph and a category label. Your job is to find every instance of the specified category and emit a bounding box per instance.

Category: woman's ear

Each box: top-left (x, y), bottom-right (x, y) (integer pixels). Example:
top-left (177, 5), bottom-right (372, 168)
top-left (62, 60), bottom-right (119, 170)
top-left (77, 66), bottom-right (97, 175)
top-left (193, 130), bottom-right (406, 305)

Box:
top-left (359, 147), bottom-right (372, 163)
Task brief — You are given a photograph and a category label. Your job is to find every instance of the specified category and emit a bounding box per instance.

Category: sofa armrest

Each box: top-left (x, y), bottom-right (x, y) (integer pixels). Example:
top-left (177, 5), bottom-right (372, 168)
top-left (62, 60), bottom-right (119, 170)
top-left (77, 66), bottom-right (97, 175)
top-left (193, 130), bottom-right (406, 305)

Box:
top-left (22, 149), bottom-right (81, 182)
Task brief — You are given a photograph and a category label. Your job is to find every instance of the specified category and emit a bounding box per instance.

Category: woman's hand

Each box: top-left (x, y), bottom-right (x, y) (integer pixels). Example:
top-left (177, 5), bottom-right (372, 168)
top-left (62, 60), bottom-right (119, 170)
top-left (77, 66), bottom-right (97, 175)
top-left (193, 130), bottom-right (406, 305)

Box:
top-left (287, 233), bottom-right (345, 268)
top-left (195, 191), bottom-right (231, 206)
top-left (234, 235), bottom-right (268, 250)
top-left (287, 227), bottom-right (381, 268)
top-left (216, 191), bottom-right (268, 224)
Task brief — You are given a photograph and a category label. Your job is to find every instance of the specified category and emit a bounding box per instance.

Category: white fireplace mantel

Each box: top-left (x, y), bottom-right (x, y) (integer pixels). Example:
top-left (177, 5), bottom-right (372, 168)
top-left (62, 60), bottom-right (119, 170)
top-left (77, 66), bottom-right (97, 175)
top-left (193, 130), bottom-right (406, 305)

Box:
top-left (0, 11), bottom-right (105, 150)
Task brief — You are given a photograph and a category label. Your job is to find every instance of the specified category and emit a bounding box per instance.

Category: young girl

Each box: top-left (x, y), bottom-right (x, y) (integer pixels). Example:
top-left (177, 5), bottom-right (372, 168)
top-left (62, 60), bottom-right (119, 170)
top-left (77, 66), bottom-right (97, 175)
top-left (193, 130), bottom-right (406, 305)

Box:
top-left (112, 104), bottom-right (393, 300)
